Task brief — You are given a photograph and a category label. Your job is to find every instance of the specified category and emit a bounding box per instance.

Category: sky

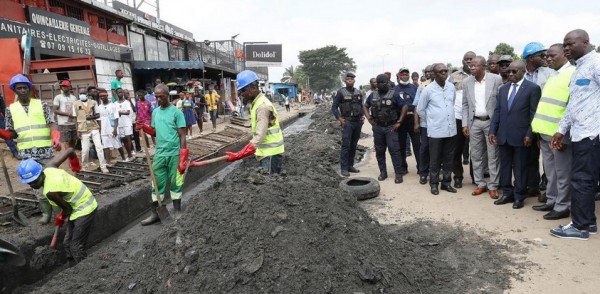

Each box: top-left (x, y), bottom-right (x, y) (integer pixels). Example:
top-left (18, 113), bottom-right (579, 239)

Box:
top-left (122, 0), bottom-right (600, 87)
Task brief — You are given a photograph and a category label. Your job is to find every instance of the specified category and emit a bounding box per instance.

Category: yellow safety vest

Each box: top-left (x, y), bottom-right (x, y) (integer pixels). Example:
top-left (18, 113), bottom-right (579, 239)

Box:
top-left (531, 66), bottom-right (575, 136)
top-left (250, 94), bottom-right (284, 157)
top-left (43, 168), bottom-right (97, 221)
top-left (9, 99), bottom-right (51, 150)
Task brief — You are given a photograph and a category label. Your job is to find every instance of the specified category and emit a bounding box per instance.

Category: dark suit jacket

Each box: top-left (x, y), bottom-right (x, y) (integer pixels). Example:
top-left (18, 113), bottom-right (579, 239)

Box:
top-left (489, 79), bottom-right (541, 147)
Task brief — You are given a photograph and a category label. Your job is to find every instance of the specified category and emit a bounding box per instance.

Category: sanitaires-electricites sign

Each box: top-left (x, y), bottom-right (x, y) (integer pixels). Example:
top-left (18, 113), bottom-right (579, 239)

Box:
top-left (245, 44), bottom-right (282, 67)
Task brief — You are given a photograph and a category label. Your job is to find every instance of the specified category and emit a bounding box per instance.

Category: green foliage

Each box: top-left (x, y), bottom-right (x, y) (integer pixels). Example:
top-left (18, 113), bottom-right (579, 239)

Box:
top-left (297, 45), bottom-right (356, 91)
top-left (489, 42), bottom-right (521, 60)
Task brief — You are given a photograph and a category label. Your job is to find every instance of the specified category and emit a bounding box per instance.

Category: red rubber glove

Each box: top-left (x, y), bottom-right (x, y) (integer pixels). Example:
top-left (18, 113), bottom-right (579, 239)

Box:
top-left (0, 129), bottom-right (12, 140)
top-left (51, 129), bottom-right (61, 151)
top-left (178, 148), bottom-right (189, 174)
top-left (224, 143), bottom-right (256, 162)
top-left (140, 124), bottom-right (156, 136)
top-left (54, 212), bottom-right (67, 227)
top-left (69, 156), bottom-right (82, 172)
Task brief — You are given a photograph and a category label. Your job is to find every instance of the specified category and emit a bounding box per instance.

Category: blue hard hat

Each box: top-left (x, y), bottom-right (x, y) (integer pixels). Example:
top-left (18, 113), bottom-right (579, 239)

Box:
top-left (236, 70), bottom-right (259, 91)
top-left (522, 42), bottom-right (546, 59)
top-left (9, 74), bottom-right (33, 91)
top-left (17, 159), bottom-right (43, 184)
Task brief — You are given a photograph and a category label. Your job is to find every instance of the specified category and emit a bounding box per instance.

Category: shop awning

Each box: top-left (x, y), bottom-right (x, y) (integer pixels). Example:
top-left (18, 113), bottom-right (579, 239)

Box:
top-left (132, 61), bottom-right (204, 70)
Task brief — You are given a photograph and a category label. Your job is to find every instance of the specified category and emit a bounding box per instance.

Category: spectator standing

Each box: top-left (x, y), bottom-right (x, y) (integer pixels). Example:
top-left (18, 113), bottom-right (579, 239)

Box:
top-left (417, 63), bottom-right (458, 195)
top-left (181, 92), bottom-right (197, 139)
top-left (193, 87), bottom-right (206, 133)
top-left (110, 69), bottom-right (124, 103)
top-left (461, 56), bottom-right (503, 199)
top-left (489, 61), bottom-right (541, 209)
top-left (550, 29), bottom-right (600, 240)
top-left (114, 88), bottom-right (135, 161)
top-left (53, 80), bottom-right (78, 156)
top-left (73, 88), bottom-right (108, 173)
top-left (205, 84), bottom-right (221, 132)
top-left (97, 89), bottom-right (125, 163)
top-left (136, 90), bottom-right (155, 148)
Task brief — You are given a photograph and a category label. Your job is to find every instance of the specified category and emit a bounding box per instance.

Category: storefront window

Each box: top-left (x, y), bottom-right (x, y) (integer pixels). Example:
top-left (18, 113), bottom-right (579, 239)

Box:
top-left (170, 45), bottom-right (185, 61)
top-left (158, 41), bottom-right (169, 61)
top-left (130, 32), bottom-right (145, 61)
top-left (145, 35), bottom-right (159, 61)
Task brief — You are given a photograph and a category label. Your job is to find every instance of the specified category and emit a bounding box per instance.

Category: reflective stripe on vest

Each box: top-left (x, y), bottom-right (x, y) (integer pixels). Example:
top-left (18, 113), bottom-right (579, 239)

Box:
top-left (43, 168), bottom-right (98, 221)
top-left (9, 99), bottom-right (52, 150)
top-left (531, 66), bottom-right (574, 136)
top-left (250, 94), bottom-right (284, 157)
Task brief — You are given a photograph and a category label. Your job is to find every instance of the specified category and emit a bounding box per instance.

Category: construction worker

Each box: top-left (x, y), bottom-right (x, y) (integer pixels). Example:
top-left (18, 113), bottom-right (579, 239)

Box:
top-left (225, 70), bottom-right (285, 174)
top-left (332, 72), bottom-right (364, 177)
top-left (137, 84), bottom-right (188, 225)
top-left (17, 148), bottom-right (96, 264)
top-left (0, 74), bottom-right (81, 224)
top-left (363, 74), bottom-right (407, 183)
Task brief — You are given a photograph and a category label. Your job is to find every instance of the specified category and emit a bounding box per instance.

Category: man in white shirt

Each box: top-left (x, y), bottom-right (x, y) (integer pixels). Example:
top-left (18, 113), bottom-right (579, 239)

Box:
top-left (114, 88), bottom-right (134, 161)
top-left (97, 89), bottom-right (125, 163)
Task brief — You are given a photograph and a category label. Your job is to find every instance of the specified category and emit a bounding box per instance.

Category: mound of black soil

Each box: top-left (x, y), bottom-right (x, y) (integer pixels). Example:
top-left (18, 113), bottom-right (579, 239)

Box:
top-left (29, 104), bottom-right (523, 293)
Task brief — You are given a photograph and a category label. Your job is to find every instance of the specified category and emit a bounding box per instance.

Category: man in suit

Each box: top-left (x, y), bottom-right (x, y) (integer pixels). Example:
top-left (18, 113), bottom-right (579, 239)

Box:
top-left (462, 56), bottom-right (503, 199)
top-left (489, 60), bottom-right (541, 209)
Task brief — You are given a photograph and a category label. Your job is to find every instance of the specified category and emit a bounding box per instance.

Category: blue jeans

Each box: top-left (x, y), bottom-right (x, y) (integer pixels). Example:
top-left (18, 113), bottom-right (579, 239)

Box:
top-left (0, 116), bottom-right (18, 155)
top-left (260, 154), bottom-right (283, 174)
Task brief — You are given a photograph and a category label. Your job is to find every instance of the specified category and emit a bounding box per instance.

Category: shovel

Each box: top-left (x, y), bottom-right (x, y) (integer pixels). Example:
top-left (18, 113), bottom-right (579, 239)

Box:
top-left (189, 155), bottom-right (229, 167)
top-left (0, 238), bottom-right (26, 266)
top-left (139, 130), bottom-right (174, 225)
top-left (0, 149), bottom-right (29, 226)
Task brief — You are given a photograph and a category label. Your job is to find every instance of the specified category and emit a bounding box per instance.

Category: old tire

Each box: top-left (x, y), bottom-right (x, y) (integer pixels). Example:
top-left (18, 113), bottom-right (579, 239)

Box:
top-left (339, 177), bottom-right (380, 201)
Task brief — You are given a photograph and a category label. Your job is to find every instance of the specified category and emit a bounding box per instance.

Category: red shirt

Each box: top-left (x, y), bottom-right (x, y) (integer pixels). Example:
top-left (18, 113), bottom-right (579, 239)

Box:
top-left (136, 100), bottom-right (152, 125)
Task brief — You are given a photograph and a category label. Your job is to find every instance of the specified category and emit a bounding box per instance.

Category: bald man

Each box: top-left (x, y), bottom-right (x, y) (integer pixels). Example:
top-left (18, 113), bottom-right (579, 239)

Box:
top-left (550, 29), bottom-right (600, 240)
top-left (489, 60), bottom-right (541, 209)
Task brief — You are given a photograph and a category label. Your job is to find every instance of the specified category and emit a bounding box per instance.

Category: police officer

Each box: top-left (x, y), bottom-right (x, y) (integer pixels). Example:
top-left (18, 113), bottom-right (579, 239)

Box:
top-left (332, 72), bottom-right (364, 177)
top-left (394, 67), bottom-right (420, 175)
top-left (364, 74), bottom-right (408, 183)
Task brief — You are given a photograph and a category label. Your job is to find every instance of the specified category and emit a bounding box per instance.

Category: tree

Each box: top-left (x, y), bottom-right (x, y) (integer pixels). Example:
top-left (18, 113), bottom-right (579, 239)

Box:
top-left (281, 65), bottom-right (295, 83)
top-left (489, 42), bottom-right (520, 60)
top-left (297, 45), bottom-right (356, 92)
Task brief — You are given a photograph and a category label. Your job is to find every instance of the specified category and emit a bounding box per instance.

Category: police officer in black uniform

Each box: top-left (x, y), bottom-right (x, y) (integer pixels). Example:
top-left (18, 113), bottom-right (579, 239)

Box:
top-left (364, 74), bottom-right (408, 183)
top-left (332, 72), bottom-right (364, 177)
top-left (394, 67), bottom-right (420, 175)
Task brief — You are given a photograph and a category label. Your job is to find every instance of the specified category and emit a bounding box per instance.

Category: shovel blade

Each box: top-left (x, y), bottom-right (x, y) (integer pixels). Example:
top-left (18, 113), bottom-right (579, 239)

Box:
top-left (0, 239), bottom-right (26, 266)
top-left (12, 206), bottom-right (29, 227)
top-left (156, 205), bottom-right (174, 225)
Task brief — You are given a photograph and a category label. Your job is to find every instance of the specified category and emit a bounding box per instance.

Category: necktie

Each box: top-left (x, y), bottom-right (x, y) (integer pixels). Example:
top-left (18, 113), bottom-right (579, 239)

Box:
top-left (508, 83), bottom-right (518, 110)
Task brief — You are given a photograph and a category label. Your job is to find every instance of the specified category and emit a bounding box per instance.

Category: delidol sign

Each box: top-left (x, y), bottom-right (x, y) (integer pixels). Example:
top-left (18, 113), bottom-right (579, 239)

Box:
top-left (245, 44), bottom-right (282, 67)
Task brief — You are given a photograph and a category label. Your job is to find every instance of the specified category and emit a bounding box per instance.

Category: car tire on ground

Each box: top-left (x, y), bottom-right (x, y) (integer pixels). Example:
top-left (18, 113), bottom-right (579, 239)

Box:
top-left (339, 177), bottom-right (380, 201)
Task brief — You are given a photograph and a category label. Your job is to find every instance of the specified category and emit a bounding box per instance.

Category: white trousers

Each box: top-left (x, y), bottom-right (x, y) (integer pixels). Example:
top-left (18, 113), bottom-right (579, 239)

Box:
top-left (81, 129), bottom-right (107, 168)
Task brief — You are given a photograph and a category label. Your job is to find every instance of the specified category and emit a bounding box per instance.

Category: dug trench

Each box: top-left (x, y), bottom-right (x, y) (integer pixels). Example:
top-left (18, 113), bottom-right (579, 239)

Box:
top-left (19, 105), bottom-right (529, 293)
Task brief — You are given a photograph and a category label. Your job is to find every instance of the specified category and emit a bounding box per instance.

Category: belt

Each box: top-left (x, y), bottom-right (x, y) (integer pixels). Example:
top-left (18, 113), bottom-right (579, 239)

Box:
top-left (474, 116), bottom-right (490, 121)
top-left (376, 122), bottom-right (395, 127)
top-left (345, 117), bottom-right (361, 122)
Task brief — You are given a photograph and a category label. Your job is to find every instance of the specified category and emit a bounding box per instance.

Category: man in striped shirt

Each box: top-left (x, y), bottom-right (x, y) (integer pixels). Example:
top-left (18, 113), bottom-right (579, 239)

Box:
top-left (550, 29), bottom-right (600, 240)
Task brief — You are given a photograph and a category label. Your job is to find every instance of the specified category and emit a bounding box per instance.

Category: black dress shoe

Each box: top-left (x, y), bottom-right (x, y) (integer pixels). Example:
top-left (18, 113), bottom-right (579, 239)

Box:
top-left (394, 175), bottom-right (403, 184)
top-left (512, 200), bottom-right (524, 209)
top-left (543, 209), bottom-right (570, 220)
top-left (454, 179), bottom-right (463, 189)
top-left (441, 185), bottom-right (457, 193)
top-left (494, 195), bottom-right (515, 205)
top-left (419, 175), bottom-right (427, 185)
top-left (348, 167), bottom-right (360, 173)
top-left (378, 173), bottom-right (388, 181)
top-left (532, 203), bottom-right (554, 212)
top-left (341, 170), bottom-right (349, 177)
top-left (430, 186), bottom-right (439, 195)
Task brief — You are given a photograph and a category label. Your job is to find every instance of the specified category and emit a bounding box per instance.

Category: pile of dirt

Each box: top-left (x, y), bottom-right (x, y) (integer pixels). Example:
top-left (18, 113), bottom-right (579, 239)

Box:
top-left (28, 104), bottom-right (524, 293)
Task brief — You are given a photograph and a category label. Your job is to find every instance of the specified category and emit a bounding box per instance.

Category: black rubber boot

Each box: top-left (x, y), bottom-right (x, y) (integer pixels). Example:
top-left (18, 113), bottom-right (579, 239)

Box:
top-left (141, 202), bottom-right (160, 226)
top-left (173, 199), bottom-right (182, 220)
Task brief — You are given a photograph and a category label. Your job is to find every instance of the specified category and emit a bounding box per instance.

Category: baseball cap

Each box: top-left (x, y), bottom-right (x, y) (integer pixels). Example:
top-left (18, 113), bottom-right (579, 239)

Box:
top-left (345, 72), bottom-right (356, 78)
top-left (398, 67), bottom-right (410, 73)
top-left (498, 55), bottom-right (513, 63)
